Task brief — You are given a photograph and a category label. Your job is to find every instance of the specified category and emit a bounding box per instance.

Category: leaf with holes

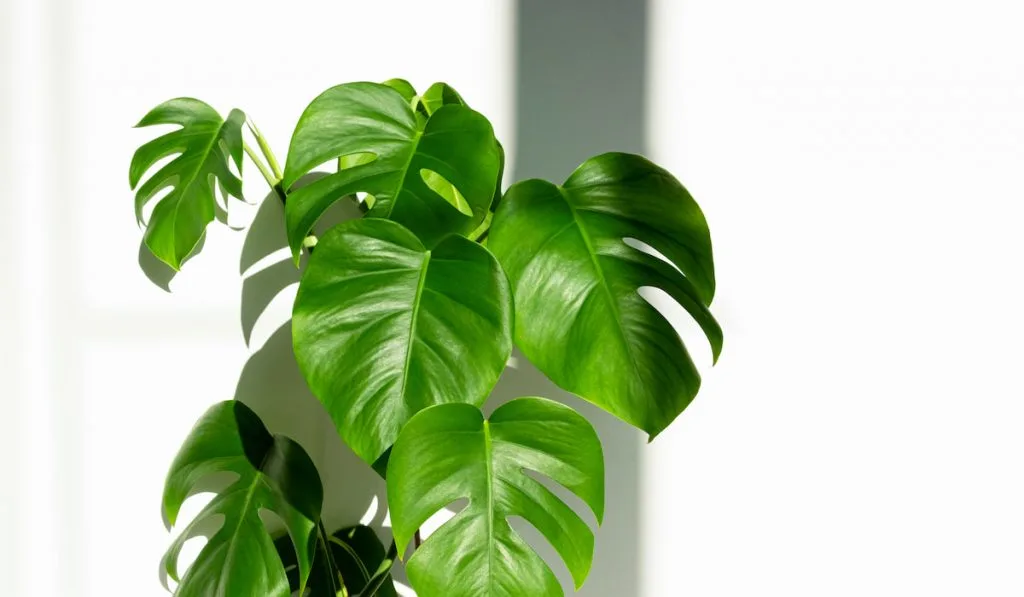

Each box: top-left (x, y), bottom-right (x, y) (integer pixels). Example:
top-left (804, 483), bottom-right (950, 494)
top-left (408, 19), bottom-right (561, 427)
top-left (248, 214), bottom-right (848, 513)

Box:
top-left (488, 152), bottom-right (723, 438)
top-left (129, 98), bottom-right (245, 269)
top-left (292, 217), bottom-right (513, 465)
top-left (388, 397), bottom-right (604, 597)
top-left (162, 401), bottom-right (322, 597)
top-left (281, 82), bottom-right (502, 258)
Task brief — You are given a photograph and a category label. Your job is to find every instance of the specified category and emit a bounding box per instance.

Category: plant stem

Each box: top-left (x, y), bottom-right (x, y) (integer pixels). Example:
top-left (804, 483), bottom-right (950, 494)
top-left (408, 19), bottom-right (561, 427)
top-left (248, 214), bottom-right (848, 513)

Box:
top-left (243, 142), bottom-right (277, 189)
top-left (246, 119), bottom-right (283, 181)
top-left (318, 521), bottom-right (344, 595)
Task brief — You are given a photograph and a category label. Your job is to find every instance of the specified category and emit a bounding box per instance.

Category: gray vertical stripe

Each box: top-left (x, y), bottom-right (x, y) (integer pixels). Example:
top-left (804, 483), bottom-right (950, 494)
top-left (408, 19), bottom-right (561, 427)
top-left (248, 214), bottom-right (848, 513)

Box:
top-left (512, 1), bottom-right (647, 594)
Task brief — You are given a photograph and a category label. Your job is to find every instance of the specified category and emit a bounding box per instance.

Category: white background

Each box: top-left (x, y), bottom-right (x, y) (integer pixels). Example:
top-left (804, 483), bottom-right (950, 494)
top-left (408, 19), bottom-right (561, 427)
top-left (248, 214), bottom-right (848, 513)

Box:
top-left (2, 0), bottom-right (1024, 596)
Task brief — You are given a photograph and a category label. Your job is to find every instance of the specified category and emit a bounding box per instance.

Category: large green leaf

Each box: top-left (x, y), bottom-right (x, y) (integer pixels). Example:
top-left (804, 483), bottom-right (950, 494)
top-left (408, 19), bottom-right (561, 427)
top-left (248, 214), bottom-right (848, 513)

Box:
top-left (281, 82), bottom-right (502, 258)
top-left (292, 218), bottom-right (513, 465)
top-left (129, 98), bottom-right (245, 270)
top-left (162, 401), bottom-right (322, 597)
top-left (488, 152), bottom-right (723, 438)
top-left (388, 397), bottom-right (604, 597)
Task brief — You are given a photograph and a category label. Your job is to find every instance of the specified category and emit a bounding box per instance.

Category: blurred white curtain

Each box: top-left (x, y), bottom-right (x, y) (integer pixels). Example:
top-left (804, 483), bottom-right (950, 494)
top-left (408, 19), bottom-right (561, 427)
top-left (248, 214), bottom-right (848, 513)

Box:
top-left (0, 1), bottom-right (512, 595)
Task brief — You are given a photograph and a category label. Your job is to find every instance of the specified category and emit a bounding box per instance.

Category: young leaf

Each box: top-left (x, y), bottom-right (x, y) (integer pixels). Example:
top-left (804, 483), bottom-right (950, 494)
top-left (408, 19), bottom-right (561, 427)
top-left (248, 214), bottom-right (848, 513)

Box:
top-left (281, 82), bottom-right (502, 258)
top-left (488, 152), bottom-right (723, 439)
top-left (417, 82), bottom-right (465, 116)
top-left (162, 401), bottom-right (322, 597)
top-left (387, 397), bottom-right (605, 597)
top-left (292, 218), bottom-right (513, 465)
top-left (129, 98), bottom-right (245, 270)
top-left (381, 78), bottom-right (418, 104)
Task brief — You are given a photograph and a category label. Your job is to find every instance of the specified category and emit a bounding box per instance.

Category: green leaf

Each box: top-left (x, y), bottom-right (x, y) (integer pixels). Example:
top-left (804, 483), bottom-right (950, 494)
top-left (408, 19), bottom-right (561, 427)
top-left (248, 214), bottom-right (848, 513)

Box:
top-left (381, 78), bottom-right (418, 104)
top-left (490, 140), bottom-right (506, 213)
top-left (292, 218), bottom-right (513, 465)
top-left (488, 152), bottom-right (723, 438)
top-left (330, 526), bottom-right (398, 597)
top-left (130, 98), bottom-right (245, 270)
top-left (162, 401), bottom-right (323, 597)
top-left (356, 540), bottom-right (399, 597)
top-left (388, 397), bottom-right (604, 597)
top-left (276, 525), bottom-right (398, 597)
top-left (417, 82), bottom-right (465, 116)
top-left (281, 82), bottom-right (502, 259)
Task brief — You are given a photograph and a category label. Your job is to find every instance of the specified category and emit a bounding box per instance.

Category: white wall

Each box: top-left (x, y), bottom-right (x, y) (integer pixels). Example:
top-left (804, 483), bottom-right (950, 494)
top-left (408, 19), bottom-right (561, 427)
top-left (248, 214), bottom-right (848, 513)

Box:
top-left (644, 1), bottom-right (1024, 595)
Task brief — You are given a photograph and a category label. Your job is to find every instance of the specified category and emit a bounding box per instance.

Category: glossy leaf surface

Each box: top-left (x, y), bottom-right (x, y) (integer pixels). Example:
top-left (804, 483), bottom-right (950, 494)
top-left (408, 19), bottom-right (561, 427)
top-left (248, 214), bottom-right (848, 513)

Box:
top-left (488, 152), bottom-right (723, 438)
top-left (282, 82), bottom-right (502, 257)
top-left (130, 98), bottom-right (244, 269)
top-left (292, 218), bottom-right (513, 465)
top-left (162, 401), bottom-right (323, 597)
top-left (388, 397), bottom-right (604, 596)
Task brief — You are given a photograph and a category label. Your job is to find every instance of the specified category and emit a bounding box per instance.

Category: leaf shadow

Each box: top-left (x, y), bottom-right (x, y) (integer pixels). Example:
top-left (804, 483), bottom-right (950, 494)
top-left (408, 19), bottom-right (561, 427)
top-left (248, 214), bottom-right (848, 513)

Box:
top-left (239, 172), bottom-right (359, 348)
top-left (233, 321), bottom-right (386, 531)
top-left (137, 233), bottom-right (208, 292)
top-left (156, 513), bottom-right (226, 593)
top-left (235, 172), bottom-right (385, 531)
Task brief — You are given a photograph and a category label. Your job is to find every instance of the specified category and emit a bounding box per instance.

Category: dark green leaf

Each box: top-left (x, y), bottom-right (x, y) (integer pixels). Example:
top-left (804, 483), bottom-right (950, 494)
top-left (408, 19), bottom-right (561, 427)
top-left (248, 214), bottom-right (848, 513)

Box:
top-left (162, 401), bottom-right (323, 597)
top-left (281, 82), bottom-right (502, 258)
top-left (330, 526), bottom-right (398, 597)
top-left (388, 397), bottom-right (604, 597)
top-left (292, 218), bottom-right (513, 465)
top-left (490, 140), bottom-right (506, 213)
top-left (130, 98), bottom-right (245, 270)
top-left (356, 540), bottom-right (398, 597)
top-left (488, 152), bottom-right (723, 438)
top-left (276, 525), bottom-right (398, 597)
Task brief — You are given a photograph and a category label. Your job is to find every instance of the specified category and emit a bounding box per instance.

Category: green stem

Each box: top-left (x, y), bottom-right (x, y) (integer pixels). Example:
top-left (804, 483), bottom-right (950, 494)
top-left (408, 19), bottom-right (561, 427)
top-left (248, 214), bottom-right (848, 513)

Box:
top-left (318, 521), bottom-right (344, 596)
top-left (243, 143), bottom-right (276, 189)
top-left (246, 119), bottom-right (283, 181)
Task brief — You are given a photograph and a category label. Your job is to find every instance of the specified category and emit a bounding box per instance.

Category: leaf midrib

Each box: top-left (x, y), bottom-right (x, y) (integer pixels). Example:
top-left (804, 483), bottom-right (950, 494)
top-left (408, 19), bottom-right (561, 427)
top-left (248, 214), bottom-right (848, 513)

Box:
top-left (377, 127), bottom-right (425, 220)
top-left (218, 473), bottom-right (262, 596)
top-left (482, 420), bottom-right (495, 596)
top-left (167, 118), bottom-right (231, 257)
top-left (556, 187), bottom-right (642, 376)
top-left (398, 250), bottom-right (432, 413)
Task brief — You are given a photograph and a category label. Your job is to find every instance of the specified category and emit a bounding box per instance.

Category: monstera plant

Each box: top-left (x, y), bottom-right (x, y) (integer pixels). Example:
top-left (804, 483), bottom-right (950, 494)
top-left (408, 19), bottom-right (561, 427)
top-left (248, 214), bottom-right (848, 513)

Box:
top-left (130, 79), bottom-right (722, 596)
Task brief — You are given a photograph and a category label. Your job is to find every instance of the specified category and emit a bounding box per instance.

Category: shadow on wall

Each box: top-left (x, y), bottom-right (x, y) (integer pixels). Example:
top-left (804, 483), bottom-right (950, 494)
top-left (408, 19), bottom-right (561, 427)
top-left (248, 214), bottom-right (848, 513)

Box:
top-left (233, 183), bottom-right (388, 535)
